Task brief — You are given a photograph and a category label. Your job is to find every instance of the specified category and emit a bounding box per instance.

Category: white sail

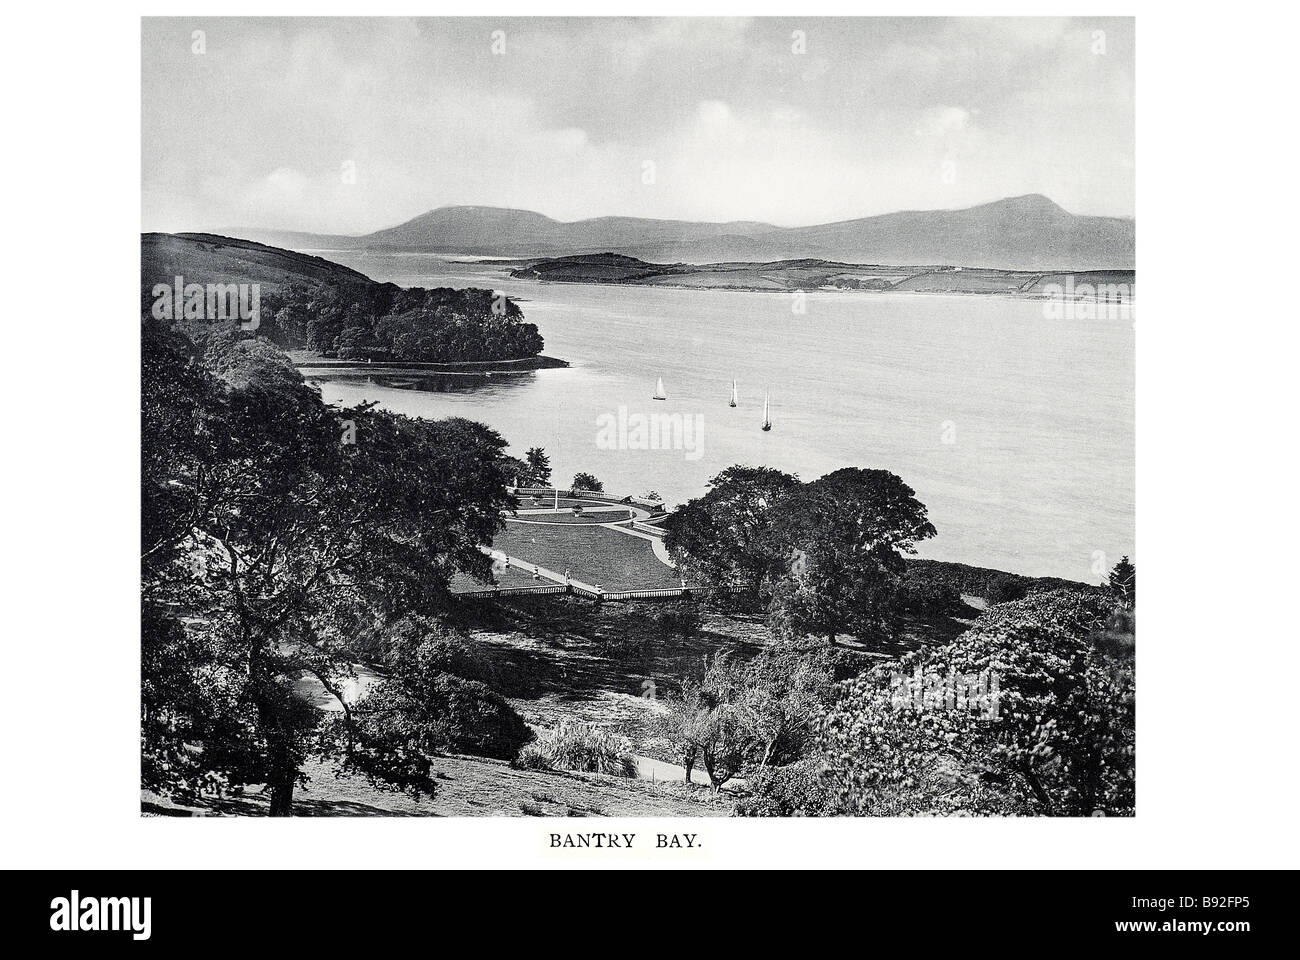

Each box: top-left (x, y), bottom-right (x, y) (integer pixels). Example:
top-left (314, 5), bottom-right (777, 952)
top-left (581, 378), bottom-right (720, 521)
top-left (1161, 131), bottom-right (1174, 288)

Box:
top-left (762, 393), bottom-right (771, 429)
top-left (730, 380), bottom-right (738, 405)
top-left (653, 376), bottom-right (666, 399)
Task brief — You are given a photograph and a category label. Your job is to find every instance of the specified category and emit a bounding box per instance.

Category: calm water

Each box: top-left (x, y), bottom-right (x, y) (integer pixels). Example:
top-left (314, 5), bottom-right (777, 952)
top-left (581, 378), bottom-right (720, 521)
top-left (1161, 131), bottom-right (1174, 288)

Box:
top-left (306, 253), bottom-right (1134, 583)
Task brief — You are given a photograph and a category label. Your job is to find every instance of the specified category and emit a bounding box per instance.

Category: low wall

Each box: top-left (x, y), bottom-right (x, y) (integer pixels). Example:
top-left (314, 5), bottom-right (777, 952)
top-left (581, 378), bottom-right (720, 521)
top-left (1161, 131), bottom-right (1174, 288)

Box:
top-left (457, 582), bottom-right (750, 603)
top-left (510, 486), bottom-right (668, 515)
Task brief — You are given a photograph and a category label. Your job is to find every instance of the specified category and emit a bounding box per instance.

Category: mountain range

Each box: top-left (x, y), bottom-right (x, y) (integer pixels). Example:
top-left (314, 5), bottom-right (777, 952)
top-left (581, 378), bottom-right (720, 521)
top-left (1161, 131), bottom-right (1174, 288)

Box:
top-left (228, 194), bottom-right (1134, 272)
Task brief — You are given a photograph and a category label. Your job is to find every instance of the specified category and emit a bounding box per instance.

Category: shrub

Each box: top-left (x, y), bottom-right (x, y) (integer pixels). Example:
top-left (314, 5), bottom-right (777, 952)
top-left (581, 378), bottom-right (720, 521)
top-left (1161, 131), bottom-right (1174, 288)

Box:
top-left (904, 559), bottom-right (1098, 605)
top-left (423, 674), bottom-right (533, 760)
top-left (985, 574), bottom-right (1029, 605)
top-left (515, 721), bottom-right (638, 778)
top-left (381, 617), bottom-right (497, 685)
top-left (894, 575), bottom-right (968, 617)
top-left (818, 590), bottom-right (1132, 816)
top-left (735, 760), bottom-right (837, 817)
top-left (513, 743), bottom-right (553, 771)
top-left (349, 671), bottom-right (532, 763)
top-left (412, 633), bottom-right (497, 686)
top-left (652, 601), bottom-right (702, 637)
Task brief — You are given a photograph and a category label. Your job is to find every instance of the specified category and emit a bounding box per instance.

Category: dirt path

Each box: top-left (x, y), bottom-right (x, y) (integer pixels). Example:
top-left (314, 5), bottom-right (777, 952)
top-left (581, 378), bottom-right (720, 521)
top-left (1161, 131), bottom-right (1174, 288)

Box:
top-left (479, 545), bottom-right (602, 593)
top-left (633, 754), bottom-right (746, 792)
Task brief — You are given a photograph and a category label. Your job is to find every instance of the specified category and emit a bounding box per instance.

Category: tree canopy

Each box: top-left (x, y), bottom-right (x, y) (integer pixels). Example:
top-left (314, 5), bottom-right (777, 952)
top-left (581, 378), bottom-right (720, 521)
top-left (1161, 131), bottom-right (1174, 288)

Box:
top-left (141, 321), bottom-right (520, 814)
top-left (662, 465), bottom-right (800, 594)
top-left (666, 465), bottom-right (935, 646)
top-left (818, 590), bottom-right (1134, 816)
top-left (1109, 556), bottom-right (1136, 608)
top-left (178, 279), bottom-right (545, 363)
top-left (524, 447), bottom-right (552, 486)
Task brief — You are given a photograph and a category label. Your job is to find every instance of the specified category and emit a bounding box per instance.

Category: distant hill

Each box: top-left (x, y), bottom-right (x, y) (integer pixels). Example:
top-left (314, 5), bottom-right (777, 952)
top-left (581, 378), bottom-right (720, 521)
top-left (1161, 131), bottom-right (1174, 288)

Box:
top-left (765, 194), bottom-right (1133, 272)
top-left (141, 232), bottom-right (375, 289)
top-left (228, 195), bottom-right (1134, 271)
top-left (367, 205), bottom-right (778, 251)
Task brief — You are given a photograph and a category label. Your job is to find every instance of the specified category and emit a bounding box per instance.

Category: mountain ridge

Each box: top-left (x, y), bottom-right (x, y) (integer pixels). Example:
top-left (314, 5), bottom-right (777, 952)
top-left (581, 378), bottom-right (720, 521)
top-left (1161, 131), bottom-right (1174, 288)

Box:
top-left (224, 194), bottom-right (1134, 271)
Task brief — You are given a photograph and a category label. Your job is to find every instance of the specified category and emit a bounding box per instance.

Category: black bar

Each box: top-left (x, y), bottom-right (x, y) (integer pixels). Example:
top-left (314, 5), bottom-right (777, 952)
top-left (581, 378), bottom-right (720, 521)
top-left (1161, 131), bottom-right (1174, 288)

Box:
top-left (11, 870), bottom-right (1283, 945)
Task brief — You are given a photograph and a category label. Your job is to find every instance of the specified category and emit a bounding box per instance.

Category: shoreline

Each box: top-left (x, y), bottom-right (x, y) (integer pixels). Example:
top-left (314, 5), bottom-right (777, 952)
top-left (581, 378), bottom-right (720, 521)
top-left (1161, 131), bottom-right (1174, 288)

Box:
top-left (293, 353), bottom-right (570, 374)
top-left (512, 275), bottom-right (1137, 302)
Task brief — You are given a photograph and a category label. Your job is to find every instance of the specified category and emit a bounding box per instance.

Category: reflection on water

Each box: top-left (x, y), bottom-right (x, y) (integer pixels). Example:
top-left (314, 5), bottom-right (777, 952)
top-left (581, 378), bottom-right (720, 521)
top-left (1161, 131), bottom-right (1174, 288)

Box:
top-left (306, 370), bottom-right (538, 396)
top-left (305, 253), bottom-right (1134, 583)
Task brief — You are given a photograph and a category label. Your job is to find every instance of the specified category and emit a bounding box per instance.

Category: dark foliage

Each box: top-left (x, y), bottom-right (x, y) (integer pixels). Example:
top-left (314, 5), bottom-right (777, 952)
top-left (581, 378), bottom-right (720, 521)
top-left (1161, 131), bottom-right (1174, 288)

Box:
top-left (246, 281), bottom-right (543, 362)
top-left (141, 320), bottom-right (520, 813)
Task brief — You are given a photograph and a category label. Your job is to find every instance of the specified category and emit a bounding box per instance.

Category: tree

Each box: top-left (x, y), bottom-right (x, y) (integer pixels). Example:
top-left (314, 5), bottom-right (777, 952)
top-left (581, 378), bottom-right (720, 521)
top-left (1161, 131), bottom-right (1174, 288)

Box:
top-left (216, 280), bottom-right (546, 363)
top-left (658, 650), bottom-right (831, 791)
top-left (663, 465), bottom-right (799, 595)
top-left (659, 656), bottom-right (745, 791)
top-left (736, 648), bottom-right (833, 772)
top-left (334, 639), bottom-right (532, 774)
top-left (658, 678), bottom-right (708, 784)
top-left (524, 447), bottom-right (552, 486)
top-left (571, 471), bottom-right (603, 492)
top-left (141, 323), bottom-right (516, 814)
top-left (1108, 556), bottom-right (1136, 608)
top-left (335, 324), bottom-right (386, 361)
top-left (500, 454), bottom-right (529, 488)
top-left (271, 299), bottom-right (309, 347)
top-left (818, 591), bottom-right (1133, 816)
top-left (771, 468), bottom-right (936, 647)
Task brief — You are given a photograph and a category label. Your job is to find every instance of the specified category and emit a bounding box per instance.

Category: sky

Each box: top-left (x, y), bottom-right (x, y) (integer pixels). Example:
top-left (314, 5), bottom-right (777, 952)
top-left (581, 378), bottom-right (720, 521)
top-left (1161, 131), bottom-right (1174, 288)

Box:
top-left (141, 17), bottom-right (1134, 234)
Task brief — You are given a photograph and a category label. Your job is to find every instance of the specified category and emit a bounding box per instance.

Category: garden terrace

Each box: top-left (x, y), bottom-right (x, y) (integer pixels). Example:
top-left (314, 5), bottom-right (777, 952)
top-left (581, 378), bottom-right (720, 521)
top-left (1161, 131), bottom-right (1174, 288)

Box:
top-left (490, 523), bottom-right (680, 592)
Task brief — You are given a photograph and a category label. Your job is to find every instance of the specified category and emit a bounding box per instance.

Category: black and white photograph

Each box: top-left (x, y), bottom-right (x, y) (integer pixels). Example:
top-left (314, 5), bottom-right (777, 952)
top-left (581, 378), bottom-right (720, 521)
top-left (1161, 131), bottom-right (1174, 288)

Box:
top-left (139, 15), bottom-right (1136, 819)
top-left (4, 2), bottom-right (1300, 931)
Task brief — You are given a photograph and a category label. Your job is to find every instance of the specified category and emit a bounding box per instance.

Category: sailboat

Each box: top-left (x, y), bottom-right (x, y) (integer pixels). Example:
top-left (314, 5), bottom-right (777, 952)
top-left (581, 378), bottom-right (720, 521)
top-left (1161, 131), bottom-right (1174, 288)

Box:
top-left (652, 377), bottom-right (666, 401)
top-left (728, 380), bottom-right (738, 408)
top-left (761, 392), bottom-right (772, 431)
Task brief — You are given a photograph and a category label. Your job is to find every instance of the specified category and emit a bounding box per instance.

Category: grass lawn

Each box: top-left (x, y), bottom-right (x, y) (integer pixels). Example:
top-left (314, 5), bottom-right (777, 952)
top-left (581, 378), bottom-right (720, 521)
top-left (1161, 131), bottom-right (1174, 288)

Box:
top-left (142, 755), bottom-right (727, 817)
top-left (449, 558), bottom-right (554, 593)
top-left (491, 522), bottom-right (680, 591)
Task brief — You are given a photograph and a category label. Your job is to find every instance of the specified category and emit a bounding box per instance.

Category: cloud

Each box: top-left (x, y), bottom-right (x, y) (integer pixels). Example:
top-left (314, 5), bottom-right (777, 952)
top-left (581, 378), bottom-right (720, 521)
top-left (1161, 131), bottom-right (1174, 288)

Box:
top-left (914, 106), bottom-right (972, 138)
top-left (141, 17), bottom-right (1135, 230)
top-left (696, 100), bottom-right (733, 125)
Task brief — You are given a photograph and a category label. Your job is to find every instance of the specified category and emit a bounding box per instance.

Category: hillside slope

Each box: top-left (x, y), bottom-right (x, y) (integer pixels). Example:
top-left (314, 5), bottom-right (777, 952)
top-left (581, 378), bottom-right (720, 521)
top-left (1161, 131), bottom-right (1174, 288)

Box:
top-left (771, 194), bottom-right (1133, 271)
top-left (142, 755), bottom-right (726, 817)
top-left (142, 232), bottom-right (375, 289)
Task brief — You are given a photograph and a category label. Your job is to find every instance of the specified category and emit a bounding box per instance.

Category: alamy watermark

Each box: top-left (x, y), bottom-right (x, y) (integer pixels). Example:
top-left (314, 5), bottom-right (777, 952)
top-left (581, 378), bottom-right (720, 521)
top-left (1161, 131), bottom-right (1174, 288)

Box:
top-left (1041, 276), bottom-right (1134, 321)
top-left (50, 891), bottom-right (151, 940)
top-left (889, 666), bottom-right (1001, 719)
top-left (151, 275), bottom-right (260, 330)
top-left (596, 406), bottom-right (704, 461)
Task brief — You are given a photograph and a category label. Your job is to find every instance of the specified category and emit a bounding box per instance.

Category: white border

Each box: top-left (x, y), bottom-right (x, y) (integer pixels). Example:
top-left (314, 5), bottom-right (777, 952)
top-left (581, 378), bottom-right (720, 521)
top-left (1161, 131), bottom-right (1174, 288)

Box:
top-left (3, 2), bottom-right (1298, 870)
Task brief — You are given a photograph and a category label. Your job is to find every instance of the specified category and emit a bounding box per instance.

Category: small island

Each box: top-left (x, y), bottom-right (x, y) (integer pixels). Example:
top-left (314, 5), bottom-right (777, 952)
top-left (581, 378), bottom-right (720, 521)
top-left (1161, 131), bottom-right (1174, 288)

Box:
top-left (509, 251), bottom-right (1135, 299)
